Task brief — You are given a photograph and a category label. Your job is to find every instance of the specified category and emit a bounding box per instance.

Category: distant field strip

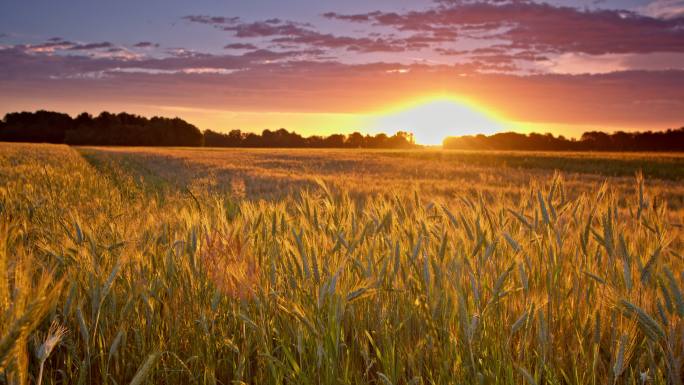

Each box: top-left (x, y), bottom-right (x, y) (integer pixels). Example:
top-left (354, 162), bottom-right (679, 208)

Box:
top-left (80, 146), bottom-right (684, 211)
top-left (1, 143), bottom-right (683, 385)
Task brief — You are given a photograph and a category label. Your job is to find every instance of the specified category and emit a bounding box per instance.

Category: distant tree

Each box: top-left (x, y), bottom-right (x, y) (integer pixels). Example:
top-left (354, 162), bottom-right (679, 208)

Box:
top-left (580, 131), bottom-right (611, 151)
top-left (306, 135), bottom-right (324, 147)
top-left (323, 134), bottom-right (346, 148)
top-left (366, 133), bottom-right (388, 148)
top-left (243, 132), bottom-right (261, 147)
top-left (346, 132), bottom-right (364, 148)
top-left (74, 112), bottom-right (93, 127)
top-left (63, 112), bottom-right (202, 146)
top-left (0, 110), bottom-right (73, 143)
top-left (386, 131), bottom-right (415, 149)
top-left (205, 129), bottom-right (244, 147)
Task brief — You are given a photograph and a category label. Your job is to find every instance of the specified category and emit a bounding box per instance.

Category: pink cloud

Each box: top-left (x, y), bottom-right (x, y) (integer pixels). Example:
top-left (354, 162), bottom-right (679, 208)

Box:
top-left (324, 1), bottom-right (684, 55)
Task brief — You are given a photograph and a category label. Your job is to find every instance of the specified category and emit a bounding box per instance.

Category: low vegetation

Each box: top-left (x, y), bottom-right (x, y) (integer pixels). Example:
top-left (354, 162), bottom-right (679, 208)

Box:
top-left (1, 143), bottom-right (682, 384)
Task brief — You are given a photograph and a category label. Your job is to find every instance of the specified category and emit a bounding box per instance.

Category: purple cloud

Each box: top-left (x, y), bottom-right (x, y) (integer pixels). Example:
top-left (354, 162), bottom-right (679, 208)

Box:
top-left (68, 42), bottom-right (114, 51)
top-left (220, 20), bottom-right (311, 38)
top-left (640, 0), bottom-right (684, 19)
top-left (224, 43), bottom-right (258, 50)
top-left (134, 41), bottom-right (160, 48)
top-left (323, 2), bottom-right (684, 55)
top-left (0, 43), bottom-right (329, 81)
top-left (182, 15), bottom-right (240, 25)
top-left (185, 16), bottom-right (430, 53)
top-left (25, 40), bottom-right (77, 52)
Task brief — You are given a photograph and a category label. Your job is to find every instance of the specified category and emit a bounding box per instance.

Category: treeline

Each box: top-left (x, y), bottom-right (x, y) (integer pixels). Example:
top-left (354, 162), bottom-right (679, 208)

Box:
top-left (204, 128), bottom-right (416, 148)
top-left (0, 111), bottom-right (203, 146)
top-left (443, 129), bottom-right (684, 152)
top-left (0, 110), bottom-right (417, 149)
top-left (3, 110), bottom-right (682, 151)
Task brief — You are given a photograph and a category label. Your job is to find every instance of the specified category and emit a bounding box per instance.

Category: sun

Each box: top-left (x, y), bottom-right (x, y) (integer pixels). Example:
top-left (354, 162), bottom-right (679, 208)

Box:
top-left (366, 96), bottom-right (509, 145)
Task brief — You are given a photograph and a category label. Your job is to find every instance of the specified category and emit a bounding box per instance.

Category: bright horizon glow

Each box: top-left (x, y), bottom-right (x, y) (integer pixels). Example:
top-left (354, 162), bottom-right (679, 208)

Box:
top-left (365, 97), bottom-right (512, 145)
top-left (5, 97), bottom-right (620, 144)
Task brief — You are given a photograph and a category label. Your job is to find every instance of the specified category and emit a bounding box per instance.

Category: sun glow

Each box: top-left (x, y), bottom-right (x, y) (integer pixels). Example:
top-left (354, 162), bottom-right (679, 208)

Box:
top-left (367, 96), bottom-right (510, 145)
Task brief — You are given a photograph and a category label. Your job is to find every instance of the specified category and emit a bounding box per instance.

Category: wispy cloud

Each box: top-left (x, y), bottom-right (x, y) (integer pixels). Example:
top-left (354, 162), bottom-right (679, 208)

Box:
top-left (640, 0), bottom-right (684, 19)
top-left (133, 41), bottom-right (160, 48)
top-left (225, 43), bottom-right (258, 50)
top-left (324, 1), bottom-right (684, 55)
top-left (68, 42), bottom-right (114, 51)
top-left (183, 16), bottom-right (415, 53)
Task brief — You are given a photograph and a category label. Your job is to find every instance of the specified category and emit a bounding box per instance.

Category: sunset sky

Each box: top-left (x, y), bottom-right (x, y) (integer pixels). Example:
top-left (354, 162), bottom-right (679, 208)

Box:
top-left (1, 0), bottom-right (683, 143)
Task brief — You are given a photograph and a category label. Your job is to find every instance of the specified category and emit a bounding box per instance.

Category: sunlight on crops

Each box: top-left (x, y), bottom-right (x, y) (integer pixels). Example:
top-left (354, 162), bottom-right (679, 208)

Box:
top-left (1, 143), bottom-right (683, 385)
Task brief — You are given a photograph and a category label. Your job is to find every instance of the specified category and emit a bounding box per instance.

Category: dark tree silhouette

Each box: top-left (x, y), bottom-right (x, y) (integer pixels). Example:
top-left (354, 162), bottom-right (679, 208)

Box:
top-left (443, 128), bottom-right (684, 152)
top-left (0, 110), bottom-right (73, 143)
top-left (346, 132), bottom-right (365, 148)
top-left (2, 110), bottom-right (681, 151)
top-left (0, 110), bottom-right (203, 147)
top-left (202, 128), bottom-right (417, 149)
top-left (65, 112), bottom-right (203, 146)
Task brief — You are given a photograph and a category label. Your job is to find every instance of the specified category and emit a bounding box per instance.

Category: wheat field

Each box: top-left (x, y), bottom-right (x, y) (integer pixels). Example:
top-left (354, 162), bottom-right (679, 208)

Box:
top-left (1, 143), bottom-right (683, 384)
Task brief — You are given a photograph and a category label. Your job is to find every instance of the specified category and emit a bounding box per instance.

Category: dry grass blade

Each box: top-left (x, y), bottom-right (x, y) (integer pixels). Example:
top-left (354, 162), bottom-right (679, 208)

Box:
top-left (128, 351), bottom-right (160, 385)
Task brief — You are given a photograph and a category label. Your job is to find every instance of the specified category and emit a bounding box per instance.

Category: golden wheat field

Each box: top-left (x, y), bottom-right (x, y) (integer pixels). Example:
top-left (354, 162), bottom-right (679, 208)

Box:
top-left (1, 142), bottom-right (683, 384)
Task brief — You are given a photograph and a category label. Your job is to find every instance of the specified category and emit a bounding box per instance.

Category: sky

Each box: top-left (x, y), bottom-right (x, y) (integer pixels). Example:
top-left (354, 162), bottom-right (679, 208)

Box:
top-left (1, 0), bottom-right (683, 143)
